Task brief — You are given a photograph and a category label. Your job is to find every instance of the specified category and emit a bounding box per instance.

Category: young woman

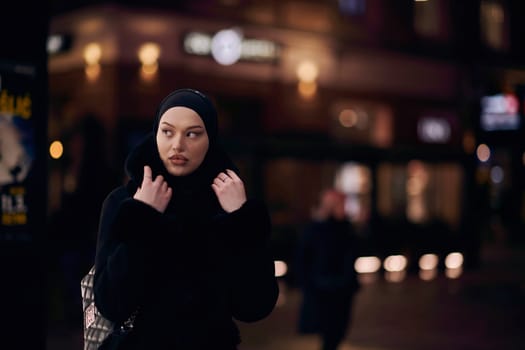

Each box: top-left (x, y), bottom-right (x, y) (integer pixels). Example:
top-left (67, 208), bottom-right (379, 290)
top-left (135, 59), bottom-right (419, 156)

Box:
top-left (93, 88), bottom-right (278, 349)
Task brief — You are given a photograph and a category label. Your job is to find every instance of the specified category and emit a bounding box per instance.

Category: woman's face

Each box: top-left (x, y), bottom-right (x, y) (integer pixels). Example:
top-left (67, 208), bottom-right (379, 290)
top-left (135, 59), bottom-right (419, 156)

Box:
top-left (156, 106), bottom-right (209, 176)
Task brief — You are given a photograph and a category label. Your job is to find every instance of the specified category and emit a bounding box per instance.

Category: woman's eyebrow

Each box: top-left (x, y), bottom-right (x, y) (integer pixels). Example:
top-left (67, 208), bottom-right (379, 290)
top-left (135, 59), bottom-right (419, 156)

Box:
top-left (160, 122), bottom-right (204, 130)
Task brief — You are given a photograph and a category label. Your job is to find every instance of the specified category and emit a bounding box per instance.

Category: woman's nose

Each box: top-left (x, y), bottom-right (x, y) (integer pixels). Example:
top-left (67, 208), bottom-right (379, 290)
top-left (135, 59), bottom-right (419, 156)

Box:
top-left (172, 134), bottom-right (185, 150)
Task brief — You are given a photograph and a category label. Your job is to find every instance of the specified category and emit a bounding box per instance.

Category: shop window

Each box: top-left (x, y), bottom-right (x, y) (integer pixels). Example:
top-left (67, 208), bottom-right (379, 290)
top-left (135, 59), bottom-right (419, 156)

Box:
top-left (413, 0), bottom-right (449, 41)
top-left (377, 161), bottom-right (463, 228)
top-left (330, 100), bottom-right (393, 147)
top-left (265, 158), bottom-right (338, 226)
top-left (480, 0), bottom-right (508, 51)
top-left (334, 162), bottom-right (372, 226)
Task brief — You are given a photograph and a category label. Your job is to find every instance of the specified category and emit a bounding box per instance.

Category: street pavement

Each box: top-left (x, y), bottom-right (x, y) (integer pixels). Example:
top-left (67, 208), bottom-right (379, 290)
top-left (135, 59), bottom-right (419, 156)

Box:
top-left (47, 244), bottom-right (525, 350)
top-left (239, 243), bottom-right (525, 350)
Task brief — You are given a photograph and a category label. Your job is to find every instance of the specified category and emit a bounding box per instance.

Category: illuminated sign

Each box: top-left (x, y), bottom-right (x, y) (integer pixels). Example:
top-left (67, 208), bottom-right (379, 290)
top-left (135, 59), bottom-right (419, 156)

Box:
top-left (417, 117), bottom-right (451, 143)
top-left (210, 29), bottom-right (243, 65)
top-left (47, 34), bottom-right (73, 55)
top-left (183, 30), bottom-right (280, 65)
top-left (0, 61), bottom-right (37, 240)
top-left (480, 93), bottom-right (520, 131)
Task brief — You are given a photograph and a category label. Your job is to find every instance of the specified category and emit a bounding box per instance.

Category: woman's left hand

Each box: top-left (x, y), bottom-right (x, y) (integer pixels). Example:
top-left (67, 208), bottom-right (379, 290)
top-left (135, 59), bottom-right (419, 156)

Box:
top-left (212, 169), bottom-right (247, 213)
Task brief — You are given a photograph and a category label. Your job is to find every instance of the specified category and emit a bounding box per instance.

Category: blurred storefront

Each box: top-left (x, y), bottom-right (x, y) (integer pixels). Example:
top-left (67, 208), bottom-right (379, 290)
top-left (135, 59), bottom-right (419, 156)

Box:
top-left (47, 1), bottom-right (524, 274)
top-left (472, 70), bottom-right (525, 248)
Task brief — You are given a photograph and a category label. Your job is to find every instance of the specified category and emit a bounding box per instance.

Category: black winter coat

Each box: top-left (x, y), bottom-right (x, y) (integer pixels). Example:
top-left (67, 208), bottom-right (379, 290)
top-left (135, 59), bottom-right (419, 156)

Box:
top-left (93, 135), bottom-right (278, 349)
top-left (295, 217), bottom-right (360, 336)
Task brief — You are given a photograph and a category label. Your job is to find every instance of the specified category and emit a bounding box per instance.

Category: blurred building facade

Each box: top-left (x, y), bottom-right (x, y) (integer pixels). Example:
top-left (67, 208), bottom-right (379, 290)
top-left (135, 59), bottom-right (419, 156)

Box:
top-left (47, 0), bottom-right (525, 272)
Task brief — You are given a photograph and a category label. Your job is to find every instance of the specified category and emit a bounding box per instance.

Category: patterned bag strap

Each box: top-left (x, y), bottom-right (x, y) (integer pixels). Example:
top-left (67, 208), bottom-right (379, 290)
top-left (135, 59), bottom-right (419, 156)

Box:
top-left (82, 266), bottom-right (139, 331)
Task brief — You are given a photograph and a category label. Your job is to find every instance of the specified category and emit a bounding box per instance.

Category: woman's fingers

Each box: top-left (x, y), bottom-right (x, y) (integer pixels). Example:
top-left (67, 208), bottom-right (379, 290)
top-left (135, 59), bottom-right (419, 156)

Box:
top-left (212, 169), bottom-right (247, 213)
top-left (143, 165), bottom-right (153, 182)
top-left (225, 169), bottom-right (241, 181)
top-left (214, 169), bottom-right (239, 184)
top-left (135, 165), bottom-right (172, 212)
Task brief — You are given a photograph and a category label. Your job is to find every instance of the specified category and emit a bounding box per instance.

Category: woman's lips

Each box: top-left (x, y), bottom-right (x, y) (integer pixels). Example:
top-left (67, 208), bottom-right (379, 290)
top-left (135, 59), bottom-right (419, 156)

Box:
top-left (169, 155), bottom-right (188, 165)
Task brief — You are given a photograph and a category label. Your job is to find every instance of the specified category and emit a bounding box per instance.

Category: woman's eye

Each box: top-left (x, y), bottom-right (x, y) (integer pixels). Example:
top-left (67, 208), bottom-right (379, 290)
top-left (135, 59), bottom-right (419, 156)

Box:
top-left (162, 129), bottom-right (172, 136)
top-left (187, 131), bottom-right (199, 138)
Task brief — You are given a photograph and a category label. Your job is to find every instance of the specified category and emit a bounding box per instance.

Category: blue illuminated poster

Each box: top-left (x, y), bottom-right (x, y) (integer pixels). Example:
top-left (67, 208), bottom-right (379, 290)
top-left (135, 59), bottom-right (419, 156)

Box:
top-left (0, 61), bottom-right (36, 239)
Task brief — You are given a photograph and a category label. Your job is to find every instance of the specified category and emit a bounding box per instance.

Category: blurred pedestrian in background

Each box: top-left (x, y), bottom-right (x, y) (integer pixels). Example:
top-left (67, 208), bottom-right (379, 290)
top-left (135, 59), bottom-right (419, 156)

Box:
top-left (295, 188), bottom-right (361, 350)
top-left (47, 114), bottom-right (119, 327)
top-left (93, 88), bottom-right (278, 349)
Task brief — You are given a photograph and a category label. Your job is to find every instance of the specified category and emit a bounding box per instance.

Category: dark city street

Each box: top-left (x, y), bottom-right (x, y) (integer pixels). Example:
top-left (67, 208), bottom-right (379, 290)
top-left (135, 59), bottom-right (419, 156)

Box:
top-left (47, 243), bottom-right (525, 350)
top-left (2, 1), bottom-right (525, 349)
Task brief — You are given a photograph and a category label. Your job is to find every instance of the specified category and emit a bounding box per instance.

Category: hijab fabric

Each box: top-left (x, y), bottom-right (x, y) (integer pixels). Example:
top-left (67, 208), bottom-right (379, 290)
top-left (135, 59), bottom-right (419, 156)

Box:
top-left (153, 88), bottom-right (218, 145)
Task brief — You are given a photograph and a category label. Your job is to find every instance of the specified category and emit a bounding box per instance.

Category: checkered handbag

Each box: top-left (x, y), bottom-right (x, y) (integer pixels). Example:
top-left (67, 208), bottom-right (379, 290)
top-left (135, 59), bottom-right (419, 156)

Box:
top-left (81, 266), bottom-right (137, 350)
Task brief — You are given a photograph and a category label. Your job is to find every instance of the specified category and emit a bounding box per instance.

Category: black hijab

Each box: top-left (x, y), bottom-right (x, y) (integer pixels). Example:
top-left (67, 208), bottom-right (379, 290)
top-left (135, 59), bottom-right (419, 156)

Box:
top-left (124, 88), bottom-right (238, 220)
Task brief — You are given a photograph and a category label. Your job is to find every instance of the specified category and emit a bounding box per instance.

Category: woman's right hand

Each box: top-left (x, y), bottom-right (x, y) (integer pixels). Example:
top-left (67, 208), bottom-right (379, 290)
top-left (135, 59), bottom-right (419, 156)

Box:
top-left (133, 165), bottom-right (172, 213)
